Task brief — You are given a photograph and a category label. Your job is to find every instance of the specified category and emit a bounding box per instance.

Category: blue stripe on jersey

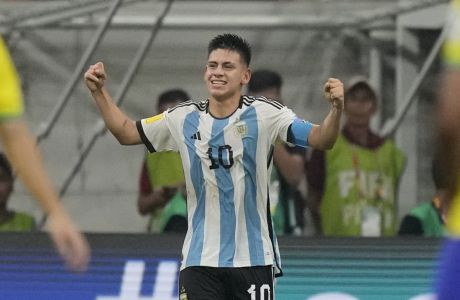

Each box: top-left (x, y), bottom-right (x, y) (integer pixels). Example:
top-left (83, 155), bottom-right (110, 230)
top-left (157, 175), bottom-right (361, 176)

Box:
top-left (288, 118), bottom-right (313, 147)
top-left (241, 106), bottom-right (265, 265)
top-left (210, 118), bottom-right (236, 267)
top-left (184, 111), bottom-right (205, 266)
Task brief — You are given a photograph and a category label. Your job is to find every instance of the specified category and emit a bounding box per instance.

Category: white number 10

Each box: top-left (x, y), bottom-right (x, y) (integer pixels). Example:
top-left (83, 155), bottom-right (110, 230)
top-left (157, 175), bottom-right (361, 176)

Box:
top-left (247, 284), bottom-right (271, 300)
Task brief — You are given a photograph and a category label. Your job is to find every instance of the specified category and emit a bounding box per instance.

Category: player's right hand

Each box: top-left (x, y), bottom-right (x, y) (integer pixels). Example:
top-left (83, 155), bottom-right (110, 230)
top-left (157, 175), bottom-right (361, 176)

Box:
top-left (323, 78), bottom-right (344, 110)
top-left (84, 62), bottom-right (106, 92)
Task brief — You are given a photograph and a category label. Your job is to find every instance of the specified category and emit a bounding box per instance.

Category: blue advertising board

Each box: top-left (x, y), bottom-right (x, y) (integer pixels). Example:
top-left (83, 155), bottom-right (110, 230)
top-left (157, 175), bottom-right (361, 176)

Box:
top-left (0, 233), bottom-right (442, 300)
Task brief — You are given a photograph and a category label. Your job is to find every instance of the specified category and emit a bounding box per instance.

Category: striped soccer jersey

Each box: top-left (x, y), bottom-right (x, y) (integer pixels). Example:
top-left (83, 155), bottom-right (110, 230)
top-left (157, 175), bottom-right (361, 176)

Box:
top-left (137, 95), bottom-right (313, 276)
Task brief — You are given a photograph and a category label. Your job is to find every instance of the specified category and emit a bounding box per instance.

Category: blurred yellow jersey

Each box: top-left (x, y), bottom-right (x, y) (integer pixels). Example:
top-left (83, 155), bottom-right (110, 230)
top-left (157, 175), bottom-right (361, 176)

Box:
top-left (448, 193), bottom-right (460, 236)
top-left (445, 0), bottom-right (460, 236)
top-left (0, 36), bottom-right (23, 120)
top-left (443, 0), bottom-right (460, 67)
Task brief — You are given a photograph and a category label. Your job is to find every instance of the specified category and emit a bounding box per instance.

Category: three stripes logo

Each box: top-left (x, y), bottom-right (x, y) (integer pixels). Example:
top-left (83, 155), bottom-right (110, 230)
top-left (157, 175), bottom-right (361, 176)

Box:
top-left (190, 131), bottom-right (201, 140)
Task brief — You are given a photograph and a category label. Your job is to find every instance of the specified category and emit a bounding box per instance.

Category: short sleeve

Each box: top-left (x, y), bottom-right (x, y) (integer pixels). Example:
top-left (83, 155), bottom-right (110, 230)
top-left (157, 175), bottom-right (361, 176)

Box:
top-left (136, 111), bottom-right (178, 153)
top-left (286, 118), bottom-right (314, 148)
top-left (262, 102), bottom-right (312, 148)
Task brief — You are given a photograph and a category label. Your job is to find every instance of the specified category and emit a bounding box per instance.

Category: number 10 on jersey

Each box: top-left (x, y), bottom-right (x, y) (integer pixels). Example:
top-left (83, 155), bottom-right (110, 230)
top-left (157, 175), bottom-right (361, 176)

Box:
top-left (207, 145), bottom-right (234, 169)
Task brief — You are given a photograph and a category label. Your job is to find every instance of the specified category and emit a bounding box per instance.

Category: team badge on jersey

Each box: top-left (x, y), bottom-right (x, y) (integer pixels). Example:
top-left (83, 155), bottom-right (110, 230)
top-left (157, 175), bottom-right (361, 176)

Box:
top-left (234, 122), bottom-right (248, 138)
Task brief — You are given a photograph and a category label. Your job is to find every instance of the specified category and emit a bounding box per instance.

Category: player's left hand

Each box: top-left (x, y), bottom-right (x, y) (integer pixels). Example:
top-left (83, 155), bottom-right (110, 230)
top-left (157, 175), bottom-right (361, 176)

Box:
top-left (324, 78), bottom-right (344, 110)
top-left (48, 210), bottom-right (90, 272)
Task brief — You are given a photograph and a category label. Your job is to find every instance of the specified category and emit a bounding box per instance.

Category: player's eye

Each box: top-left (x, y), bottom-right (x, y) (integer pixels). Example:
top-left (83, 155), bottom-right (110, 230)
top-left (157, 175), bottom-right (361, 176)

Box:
top-left (222, 63), bottom-right (235, 70)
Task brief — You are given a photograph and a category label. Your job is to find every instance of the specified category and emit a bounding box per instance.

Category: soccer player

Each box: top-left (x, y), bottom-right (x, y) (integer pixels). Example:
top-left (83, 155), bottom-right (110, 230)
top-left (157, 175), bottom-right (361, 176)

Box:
top-left (0, 36), bottom-right (89, 271)
top-left (84, 33), bottom-right (343, 299)
top-left (435, 0), bottom-right (460, 298)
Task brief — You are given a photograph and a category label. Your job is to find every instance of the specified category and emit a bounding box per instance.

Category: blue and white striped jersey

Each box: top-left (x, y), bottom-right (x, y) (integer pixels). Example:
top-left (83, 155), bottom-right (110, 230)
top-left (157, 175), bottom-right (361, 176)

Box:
top-left (136, 95), bottom-right (313, 276)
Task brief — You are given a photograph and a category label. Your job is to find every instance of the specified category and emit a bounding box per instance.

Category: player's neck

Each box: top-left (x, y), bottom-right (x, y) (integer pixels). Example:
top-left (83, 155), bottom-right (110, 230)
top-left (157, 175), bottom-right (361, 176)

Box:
top-left (208, 93), bottom-right (241, 118)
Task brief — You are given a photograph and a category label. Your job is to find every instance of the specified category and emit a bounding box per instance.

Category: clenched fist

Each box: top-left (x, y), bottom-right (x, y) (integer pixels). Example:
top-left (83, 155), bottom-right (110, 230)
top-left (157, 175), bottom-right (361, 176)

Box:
top-left (324, 78), bottom-right (344, 110)
top-left (84, 62), bottom-right (106, 92)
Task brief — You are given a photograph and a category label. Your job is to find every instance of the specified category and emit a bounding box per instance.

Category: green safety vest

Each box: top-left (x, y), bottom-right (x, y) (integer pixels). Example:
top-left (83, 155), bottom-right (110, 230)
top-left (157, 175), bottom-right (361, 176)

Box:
top-left (321, 134), bottom-right (405, 236)
top-left (409, 202), bottom-right (446, 237)
top-left (145, 151), bottom-right (186, 233)
top-left (0, 212), bottom-right (35, 231)
top-left (146, 151), bottom-right (184, 187)
top-left (269, 166), bottom-right (284, 235)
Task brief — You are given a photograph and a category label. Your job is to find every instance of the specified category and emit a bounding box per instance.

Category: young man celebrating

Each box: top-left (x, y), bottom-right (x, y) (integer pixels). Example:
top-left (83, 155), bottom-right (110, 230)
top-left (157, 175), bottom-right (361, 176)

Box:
top-left (84, 33), bottom-right (343, 299)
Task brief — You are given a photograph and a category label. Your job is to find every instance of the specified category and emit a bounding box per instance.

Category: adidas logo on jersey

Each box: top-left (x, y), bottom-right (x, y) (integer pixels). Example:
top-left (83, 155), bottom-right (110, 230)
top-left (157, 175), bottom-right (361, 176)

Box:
top-left (190, 131), bottom-right (201, 140)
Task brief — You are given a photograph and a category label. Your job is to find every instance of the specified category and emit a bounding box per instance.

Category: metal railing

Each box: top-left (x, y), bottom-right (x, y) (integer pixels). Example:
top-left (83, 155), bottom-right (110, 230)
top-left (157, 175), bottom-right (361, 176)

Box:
top-left (38, 0), bottom-right (175, 227)
top-left (379, 7), bottom-right (455, 137)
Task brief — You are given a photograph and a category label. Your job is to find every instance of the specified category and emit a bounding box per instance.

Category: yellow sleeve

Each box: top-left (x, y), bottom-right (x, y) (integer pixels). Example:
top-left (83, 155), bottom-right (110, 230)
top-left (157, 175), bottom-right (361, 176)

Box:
top-left (447, 189), bottom-right (460, 236)
top-left (0, 36), bottom-right (24, 121)
top-left (443, 0), bottom-right (460, 67)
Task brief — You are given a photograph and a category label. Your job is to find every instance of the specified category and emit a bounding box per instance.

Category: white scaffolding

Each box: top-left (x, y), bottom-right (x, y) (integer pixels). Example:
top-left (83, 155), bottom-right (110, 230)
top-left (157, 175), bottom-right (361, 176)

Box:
top-left (0, 0), bottom-right (450, 232)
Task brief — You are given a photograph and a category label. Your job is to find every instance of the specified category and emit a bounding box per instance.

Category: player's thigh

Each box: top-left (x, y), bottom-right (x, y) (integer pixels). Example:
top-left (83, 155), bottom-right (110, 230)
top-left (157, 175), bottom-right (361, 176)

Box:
top-left (179, 266), bottom-right (226, 300)
top-left (229, 265), bottom-right (274, 300)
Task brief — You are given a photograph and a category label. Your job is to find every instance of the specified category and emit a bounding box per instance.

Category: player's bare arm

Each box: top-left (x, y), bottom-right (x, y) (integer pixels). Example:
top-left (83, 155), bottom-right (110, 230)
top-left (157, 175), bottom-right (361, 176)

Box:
top-left (84, 62), bottom-right (141, 145)
top-left (0, 120), bottom-right (90, 272)
top-left (307, 78), bottom-right (344, 150)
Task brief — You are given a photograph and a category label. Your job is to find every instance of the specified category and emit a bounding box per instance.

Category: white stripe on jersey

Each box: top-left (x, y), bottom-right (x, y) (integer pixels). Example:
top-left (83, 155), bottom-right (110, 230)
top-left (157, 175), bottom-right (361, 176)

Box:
top-left (137, 96), bottom-right (313, 276)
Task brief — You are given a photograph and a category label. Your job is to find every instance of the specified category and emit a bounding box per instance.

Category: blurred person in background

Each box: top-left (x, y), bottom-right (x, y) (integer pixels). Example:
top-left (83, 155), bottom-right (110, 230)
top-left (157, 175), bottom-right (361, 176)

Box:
top-left (435, 0), bottom-right (460, 298)
top-left (306, 78), bottom-right (405, 237)
top-left (137, 89), bottom-right (189, 234)
top-left (0, 153), bottom-right (36, 231)
top-left (398, 156), bottom-right (447, 237)
top-left (0, 35), bottom-right (89, 271)
top-left (247, 69), bottom-right (306, 235)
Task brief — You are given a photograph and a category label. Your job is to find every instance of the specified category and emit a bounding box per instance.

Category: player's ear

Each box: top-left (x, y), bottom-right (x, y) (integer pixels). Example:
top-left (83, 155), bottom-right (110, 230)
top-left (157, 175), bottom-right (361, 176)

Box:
top-left (241, 68), bottom-right (251, 85)
top-left (203, 65), bottom-right (208, 80)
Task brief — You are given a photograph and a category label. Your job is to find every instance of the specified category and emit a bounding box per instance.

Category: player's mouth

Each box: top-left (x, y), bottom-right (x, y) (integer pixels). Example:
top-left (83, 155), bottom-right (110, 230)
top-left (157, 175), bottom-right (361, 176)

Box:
top-left (211, 80), bottom-right (226, 85)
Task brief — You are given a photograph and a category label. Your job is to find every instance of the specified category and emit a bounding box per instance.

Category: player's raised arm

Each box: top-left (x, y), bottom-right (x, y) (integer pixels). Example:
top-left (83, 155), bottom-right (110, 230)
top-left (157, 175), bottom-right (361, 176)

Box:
top-left (84, 62), bottom-right (141, 145)
top-left (307, 78), bottom-right (344, 150)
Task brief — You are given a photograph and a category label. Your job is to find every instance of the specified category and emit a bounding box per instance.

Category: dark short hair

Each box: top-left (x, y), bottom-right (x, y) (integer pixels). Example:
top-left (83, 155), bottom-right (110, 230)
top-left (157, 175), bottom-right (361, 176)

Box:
top-left (0, 153), bottom-right (13, 180)
top-left (157, 89), bottom-right (189, 111)
top-left (208, 33), bottom-right (251, 66)
top-left (345, 81), bottom-right (377, 103)
top-left (248, 69), bottom-right (282, 94)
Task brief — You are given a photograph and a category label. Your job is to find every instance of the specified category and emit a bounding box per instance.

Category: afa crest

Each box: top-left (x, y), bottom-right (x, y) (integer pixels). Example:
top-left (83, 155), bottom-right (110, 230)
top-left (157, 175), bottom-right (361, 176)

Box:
top-left (234, 122), bottom-right (248, 137)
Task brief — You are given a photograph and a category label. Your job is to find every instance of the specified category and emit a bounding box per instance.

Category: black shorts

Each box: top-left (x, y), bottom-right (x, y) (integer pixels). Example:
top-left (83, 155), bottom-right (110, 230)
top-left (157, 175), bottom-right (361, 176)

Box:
top-left (179, 265), bottom-right (274, 300)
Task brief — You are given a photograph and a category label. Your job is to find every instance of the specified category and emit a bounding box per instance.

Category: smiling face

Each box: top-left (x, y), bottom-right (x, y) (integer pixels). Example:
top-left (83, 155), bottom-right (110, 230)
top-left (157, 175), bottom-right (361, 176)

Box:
top-left (204, 49), bottom-right (251, 102)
